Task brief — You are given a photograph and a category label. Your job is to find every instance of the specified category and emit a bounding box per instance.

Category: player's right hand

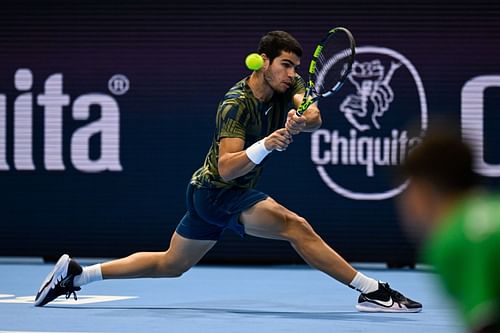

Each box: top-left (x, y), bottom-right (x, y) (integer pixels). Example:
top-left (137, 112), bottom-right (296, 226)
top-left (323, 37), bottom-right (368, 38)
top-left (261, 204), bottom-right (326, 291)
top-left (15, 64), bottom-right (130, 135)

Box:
top-left (264, 128), bottom-right (293, 151)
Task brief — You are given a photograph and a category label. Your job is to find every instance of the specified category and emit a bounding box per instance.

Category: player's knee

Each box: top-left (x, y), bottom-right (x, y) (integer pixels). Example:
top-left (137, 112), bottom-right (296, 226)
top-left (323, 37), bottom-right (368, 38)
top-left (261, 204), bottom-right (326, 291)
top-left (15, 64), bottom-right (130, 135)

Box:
top-left (156, 253), bottom-right (193, 278)
top-left (281, 214), bottom-right (316, 243)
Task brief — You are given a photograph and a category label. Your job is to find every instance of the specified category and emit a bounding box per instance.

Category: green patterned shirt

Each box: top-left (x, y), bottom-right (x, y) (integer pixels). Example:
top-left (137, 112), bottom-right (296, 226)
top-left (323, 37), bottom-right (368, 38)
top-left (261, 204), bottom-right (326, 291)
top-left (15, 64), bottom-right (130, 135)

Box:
top-left (191, 75), bottom-right (306, 189)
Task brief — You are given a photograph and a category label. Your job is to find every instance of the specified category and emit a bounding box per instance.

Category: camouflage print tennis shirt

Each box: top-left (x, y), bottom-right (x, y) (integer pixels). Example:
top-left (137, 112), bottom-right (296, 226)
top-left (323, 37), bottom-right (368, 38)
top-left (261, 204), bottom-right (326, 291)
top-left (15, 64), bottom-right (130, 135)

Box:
top-left (191, 75), bottom-right (306, 189)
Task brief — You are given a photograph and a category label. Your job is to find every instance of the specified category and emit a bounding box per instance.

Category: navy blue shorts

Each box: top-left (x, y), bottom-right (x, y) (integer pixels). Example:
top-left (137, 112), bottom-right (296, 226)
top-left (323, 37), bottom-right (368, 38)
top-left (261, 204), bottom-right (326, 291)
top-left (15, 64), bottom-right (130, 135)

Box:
top-left (175, 182), bottom-right (269, 240)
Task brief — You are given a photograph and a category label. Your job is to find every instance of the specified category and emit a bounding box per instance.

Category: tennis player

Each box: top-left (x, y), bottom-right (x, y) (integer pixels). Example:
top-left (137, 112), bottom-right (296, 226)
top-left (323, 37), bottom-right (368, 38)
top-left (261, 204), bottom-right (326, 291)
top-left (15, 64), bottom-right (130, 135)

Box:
top-left (401, 132), bottom-right (499, 332)
top-left (35, 31), bottom-right (421, 312)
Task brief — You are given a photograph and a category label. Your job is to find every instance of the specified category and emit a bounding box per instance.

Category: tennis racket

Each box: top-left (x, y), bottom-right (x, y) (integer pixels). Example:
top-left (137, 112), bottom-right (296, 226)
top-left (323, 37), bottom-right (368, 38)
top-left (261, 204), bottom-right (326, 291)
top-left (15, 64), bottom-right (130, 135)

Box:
top-left (296, 27), bottom-right (356, 116)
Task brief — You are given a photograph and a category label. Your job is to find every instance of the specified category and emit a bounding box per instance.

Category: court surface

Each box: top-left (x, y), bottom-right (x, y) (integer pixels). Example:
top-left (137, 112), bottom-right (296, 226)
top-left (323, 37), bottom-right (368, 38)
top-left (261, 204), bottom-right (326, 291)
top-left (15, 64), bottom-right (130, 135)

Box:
top-left (0, 260), bottom-right (465, 333)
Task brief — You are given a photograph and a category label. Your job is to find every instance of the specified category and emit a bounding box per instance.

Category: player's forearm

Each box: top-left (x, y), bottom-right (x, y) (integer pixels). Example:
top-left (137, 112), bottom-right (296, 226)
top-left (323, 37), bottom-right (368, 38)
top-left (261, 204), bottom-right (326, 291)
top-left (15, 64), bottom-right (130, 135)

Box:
top-left (302, 107), bottom-right (322, 132)
top-left (218, 151), bottom-right (256, 182)
top-left (218, 130), bottom-right (288, 181)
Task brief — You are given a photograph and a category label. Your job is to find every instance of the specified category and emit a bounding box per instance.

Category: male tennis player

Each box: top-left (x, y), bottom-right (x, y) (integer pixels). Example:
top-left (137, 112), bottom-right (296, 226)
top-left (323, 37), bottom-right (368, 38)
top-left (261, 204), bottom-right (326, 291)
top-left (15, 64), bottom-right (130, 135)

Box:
top-left (400, 132), bottom-right (499, 332)
top-left (35, 31), bottom-right (421, 312)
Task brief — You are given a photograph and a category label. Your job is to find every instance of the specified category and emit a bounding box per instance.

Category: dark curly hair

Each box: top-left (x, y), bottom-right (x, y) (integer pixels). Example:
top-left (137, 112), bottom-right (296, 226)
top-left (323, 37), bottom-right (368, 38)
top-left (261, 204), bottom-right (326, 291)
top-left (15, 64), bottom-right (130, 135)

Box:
top-left (257, 31), bottom-right (303, 63)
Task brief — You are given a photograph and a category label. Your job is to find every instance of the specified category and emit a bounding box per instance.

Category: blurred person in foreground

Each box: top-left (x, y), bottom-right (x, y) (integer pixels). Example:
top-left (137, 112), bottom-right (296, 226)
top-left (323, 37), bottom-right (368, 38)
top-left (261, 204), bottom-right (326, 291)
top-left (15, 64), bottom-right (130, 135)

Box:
top-left (400, 132), bottom-right (499, 333)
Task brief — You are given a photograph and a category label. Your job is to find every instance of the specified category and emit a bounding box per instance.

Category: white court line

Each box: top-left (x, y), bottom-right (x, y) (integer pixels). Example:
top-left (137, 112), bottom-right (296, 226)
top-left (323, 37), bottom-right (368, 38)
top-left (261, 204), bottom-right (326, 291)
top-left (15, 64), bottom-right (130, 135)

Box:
top-left (0, 295), bottom-right (137, 305)
top-left (0, 331), bottom-right (108, 333)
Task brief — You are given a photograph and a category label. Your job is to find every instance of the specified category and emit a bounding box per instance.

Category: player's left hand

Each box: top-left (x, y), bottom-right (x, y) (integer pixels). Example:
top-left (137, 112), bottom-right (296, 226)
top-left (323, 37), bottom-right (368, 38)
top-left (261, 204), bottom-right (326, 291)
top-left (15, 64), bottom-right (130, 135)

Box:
top-left (286, 109), bottom-right (307, 135)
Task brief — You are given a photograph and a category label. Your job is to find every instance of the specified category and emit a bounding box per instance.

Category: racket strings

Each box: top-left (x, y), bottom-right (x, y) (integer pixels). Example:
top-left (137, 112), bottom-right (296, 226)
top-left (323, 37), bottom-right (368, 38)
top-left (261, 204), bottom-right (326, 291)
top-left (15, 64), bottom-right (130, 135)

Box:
top-left (313, 35), bottom-right (354, 96)
top-left (315, 53), bottom-right (331, 93)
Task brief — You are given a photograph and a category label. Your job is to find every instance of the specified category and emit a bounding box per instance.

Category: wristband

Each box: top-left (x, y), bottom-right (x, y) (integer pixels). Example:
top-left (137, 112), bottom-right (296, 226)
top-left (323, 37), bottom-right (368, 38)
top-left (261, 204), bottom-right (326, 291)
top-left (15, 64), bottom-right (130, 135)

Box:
top-left (245, 139), bottom-right (272, 164)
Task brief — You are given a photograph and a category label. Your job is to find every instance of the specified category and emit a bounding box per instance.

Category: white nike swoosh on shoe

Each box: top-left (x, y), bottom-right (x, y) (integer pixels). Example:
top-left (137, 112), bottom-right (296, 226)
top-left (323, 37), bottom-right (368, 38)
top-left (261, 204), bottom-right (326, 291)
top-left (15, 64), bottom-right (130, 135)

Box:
top-left (368, 296), bottom-right (394, 307)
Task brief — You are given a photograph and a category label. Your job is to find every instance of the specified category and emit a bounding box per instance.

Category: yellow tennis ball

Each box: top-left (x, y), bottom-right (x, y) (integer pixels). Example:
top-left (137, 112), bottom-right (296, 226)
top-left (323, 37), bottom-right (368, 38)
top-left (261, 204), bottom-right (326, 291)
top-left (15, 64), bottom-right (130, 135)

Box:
top-left (245, 53), bottom-right (264, 71)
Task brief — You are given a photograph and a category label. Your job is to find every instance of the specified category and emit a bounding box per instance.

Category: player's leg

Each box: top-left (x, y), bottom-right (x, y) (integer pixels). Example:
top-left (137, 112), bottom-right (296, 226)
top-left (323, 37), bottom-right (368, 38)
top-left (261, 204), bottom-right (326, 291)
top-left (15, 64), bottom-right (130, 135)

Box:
top-left (240, 197), bottom-right (422, 312)
top-left (240, 197), bottom-right (358, 285)
top-left (99, 232), bottom-right (215, 279)
top-left (35, 182), bottom-right (223, 307)
top-left (35, 232), bottom-right (215, 306)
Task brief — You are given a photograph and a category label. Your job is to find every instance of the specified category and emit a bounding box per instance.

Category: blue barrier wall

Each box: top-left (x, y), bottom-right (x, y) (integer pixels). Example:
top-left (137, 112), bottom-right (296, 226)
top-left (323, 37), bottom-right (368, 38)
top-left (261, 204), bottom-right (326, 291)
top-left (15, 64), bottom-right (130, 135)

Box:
top-left (0, 0), bottom-right (499, 264)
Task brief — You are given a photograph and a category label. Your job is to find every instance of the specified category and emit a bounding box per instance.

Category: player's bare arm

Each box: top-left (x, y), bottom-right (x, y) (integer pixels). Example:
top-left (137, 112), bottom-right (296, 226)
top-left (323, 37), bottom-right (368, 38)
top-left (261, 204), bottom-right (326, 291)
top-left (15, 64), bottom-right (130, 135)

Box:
top-left (218, 128), bottom-right (292, 181)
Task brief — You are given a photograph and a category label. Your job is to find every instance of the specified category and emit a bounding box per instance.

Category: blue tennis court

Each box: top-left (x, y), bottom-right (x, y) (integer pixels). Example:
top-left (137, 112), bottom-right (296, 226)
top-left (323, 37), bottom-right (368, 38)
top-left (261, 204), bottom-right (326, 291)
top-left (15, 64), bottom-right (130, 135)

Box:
top-left (0, 260), bottom-right (464, 333)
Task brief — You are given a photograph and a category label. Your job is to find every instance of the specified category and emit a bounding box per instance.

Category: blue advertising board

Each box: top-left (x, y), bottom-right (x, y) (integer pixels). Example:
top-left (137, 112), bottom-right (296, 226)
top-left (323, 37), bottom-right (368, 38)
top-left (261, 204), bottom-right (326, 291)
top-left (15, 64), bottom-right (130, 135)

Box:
top-left (0, 1), bottom-right (499, 264)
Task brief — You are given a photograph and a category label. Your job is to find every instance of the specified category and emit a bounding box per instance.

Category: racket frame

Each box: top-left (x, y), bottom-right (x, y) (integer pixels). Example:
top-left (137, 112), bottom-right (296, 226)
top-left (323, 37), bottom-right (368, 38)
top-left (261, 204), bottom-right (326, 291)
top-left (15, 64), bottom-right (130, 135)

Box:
top-left (296, 27), bottom-right (356, 116)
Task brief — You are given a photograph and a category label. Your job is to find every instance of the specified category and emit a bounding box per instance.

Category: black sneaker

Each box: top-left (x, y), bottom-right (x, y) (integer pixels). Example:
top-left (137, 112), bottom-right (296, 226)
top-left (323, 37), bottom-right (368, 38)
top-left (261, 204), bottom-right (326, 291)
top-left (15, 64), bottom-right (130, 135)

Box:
top-left (34, 254), bottom-right (82, 307)
top-left (356, 282), bottom-right (422, 313)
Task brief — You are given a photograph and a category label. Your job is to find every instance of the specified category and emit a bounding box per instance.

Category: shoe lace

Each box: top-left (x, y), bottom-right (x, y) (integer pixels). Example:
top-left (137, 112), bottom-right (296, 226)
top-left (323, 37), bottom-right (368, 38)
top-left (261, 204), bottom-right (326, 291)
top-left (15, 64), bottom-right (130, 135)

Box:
top-left (383, 283), bottom-right (406, 302)
top-left (64, 285), bottom-right (81, 301)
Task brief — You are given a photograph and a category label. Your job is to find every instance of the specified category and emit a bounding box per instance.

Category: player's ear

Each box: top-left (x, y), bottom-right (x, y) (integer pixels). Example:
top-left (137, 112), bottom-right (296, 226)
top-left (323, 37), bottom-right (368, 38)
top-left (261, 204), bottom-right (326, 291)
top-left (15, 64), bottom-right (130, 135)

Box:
top-left (261, 53), bottom-right (270, 71)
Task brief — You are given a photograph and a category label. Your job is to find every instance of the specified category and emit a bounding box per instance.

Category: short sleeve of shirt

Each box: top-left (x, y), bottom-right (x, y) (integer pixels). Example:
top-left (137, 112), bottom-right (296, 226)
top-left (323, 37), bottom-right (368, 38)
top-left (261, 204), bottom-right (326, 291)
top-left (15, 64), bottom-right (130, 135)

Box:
top-left (291, 74), bottom-right (306, 96)
top-left (217, 102), bottom-right (246, 140)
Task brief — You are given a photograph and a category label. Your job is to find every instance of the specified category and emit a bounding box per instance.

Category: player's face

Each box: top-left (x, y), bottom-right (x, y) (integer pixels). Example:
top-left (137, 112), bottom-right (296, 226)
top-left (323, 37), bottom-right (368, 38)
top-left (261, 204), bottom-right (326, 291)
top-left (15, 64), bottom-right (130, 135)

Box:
top-left (263, 51), bottom-right (300, 93)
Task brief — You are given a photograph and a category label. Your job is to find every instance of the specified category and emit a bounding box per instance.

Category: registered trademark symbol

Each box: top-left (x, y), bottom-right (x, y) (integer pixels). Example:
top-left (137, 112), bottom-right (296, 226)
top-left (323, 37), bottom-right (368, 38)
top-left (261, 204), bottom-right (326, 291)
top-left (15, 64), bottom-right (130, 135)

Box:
top-left (108, 74), bottom-right (130, 95)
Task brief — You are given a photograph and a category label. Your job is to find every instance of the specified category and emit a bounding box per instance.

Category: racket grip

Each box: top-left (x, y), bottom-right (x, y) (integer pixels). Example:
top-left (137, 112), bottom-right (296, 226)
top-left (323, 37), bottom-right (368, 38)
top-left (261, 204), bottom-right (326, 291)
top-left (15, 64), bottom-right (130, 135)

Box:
top-left (296, 98), bottom-right (314, 116)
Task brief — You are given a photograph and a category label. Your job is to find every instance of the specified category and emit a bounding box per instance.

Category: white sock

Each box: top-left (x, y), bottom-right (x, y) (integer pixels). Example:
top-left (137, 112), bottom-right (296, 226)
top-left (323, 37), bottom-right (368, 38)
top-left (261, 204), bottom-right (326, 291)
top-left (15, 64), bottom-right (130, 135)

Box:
top-left (349, 272), bottom-right (379, 294)
top-left (73, 264), bottom-right (103, 287)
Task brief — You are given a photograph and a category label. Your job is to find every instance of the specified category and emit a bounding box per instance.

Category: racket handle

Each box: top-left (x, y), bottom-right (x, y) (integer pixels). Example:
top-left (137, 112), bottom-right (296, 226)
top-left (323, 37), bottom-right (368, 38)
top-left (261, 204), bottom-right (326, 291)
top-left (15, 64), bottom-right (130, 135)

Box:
top-left (296, 98), bottom-right (314, 117)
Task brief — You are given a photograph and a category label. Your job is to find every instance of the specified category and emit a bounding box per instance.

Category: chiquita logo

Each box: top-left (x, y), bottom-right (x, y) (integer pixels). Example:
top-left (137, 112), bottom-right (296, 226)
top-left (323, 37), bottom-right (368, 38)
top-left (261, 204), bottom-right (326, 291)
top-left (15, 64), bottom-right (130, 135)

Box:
top-left (0, 69), bottom-right (127, 172)
top-left (311, 46), bottom-right (428, 200)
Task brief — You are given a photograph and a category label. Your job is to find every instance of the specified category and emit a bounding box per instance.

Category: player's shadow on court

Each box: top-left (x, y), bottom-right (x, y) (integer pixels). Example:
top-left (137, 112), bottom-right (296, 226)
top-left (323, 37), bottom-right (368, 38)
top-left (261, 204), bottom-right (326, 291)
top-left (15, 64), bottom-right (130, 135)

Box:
top-left (48, 306), bottom-right (419, 322)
